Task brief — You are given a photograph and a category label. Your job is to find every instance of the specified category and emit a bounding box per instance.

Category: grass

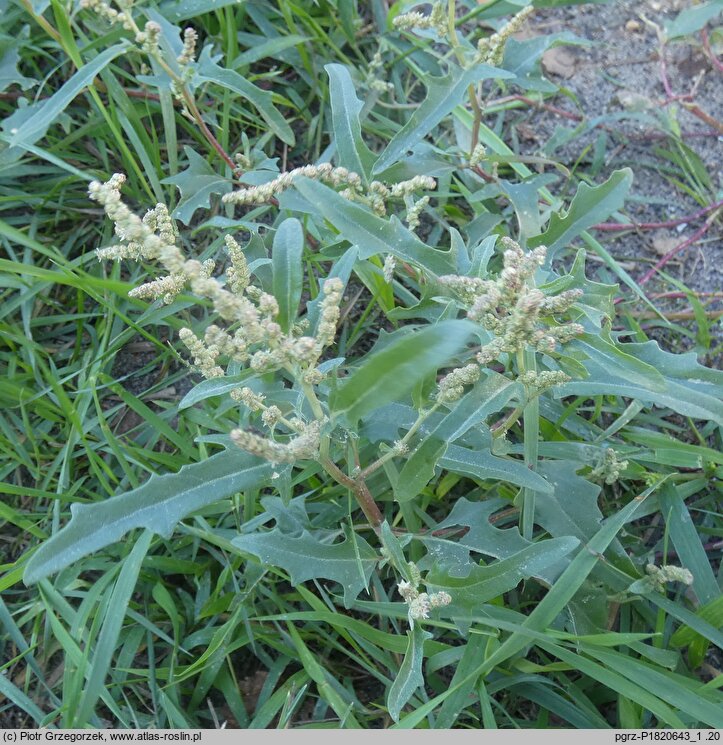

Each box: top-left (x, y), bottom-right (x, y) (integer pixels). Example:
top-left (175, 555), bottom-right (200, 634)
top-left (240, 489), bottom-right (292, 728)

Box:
top-left (1, 0), bottom-right (722, 730)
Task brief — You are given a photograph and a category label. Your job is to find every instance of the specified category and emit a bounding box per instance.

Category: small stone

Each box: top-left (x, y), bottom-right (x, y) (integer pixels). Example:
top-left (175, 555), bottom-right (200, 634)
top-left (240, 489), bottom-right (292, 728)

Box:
top-left (625, 19), bottom-right (641, 32)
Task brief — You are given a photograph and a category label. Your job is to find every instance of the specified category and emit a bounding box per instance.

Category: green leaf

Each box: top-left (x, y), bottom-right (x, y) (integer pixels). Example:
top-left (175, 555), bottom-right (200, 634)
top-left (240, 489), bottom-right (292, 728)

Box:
top-left (535, 461), bottom-right (632, 569)
top-left (272, 218), bottom-right (304, 331)
top-left (580, 645), bottom-right (723, 728)
top-left (0, 38), bottom-right (36, 92)
top-left (1, 43), bottom-right (128, 148)
top-left (23, 449), bottom-right (272, 584)
top-left (330, 320), bottom-right (475, 423)
top-left (435, 635), bottom-right (487, 728)
top-left (394, 485), bottom-right (656, 729)
top-left (500, 175), bottom-right (557, 238)
top-left (158, 0), bottom-right (247, 20)
top-left (426, 537), bottom-right (579, 614)
top-left (421, 497), bottom-right (564, 584)
top-left (562, 337), bottom-right (723, 425)
top-left (293, 178), bottom-right (453, 276)
top-left (325, 64), bottom-right (375, 181)
top-left (232, 528), bottom-right (378, 608)
top-left (286, 623), bottom-right (361, 727)
top-left (529, 169), bottom-right (633, 261)
top-left (387, 625), bottom-right (431, 722)
top-left (373, 62), bottom-right (513, 174)
top-left (670, 595), bottom-right (723, 649)
top-left (196, 47), bottom-right (295, 146)
top-left (162, 146), bottom-right (231, 224)
top-left (394, 438), bottom-right (448, 503)
top-left (440, 444), bottom-right (553, 494)
top-left (74, 530), bottom-right (153, 726)
top-left (659, 484), bottom-right (719, 605)
top-left (665, 2), bottom-right (721, 39)
top-left (178, 372), bottom-right (253, 410)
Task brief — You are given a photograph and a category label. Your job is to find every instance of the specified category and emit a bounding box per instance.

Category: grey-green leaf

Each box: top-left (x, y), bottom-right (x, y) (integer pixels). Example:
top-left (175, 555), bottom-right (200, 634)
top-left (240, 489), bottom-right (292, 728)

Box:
top-left (331, 320), bottom-right (476, 423)
top-left (196, 47), bottom-right (295, 146)
top-left (440, 444), bottom-right (553, 494)
top-left (162, 146), bottom-right (232, 224)
top-left (232, 528), bottom-right (378, 607)
top-left (2, 43), bottom-right (128, 148)
top-left (426, 537), bottom-right (580, 611)
top-left (326, 64), bottom-right (375, 181)
top-left (387, 625), bottom-right (431, 722)
top-left (373, 63), bottom-right (514, 174)
top-left (561, 337), bottom-right (723, 425)
top-left (23, 450), bottom-right (273, 584)
top-left (293, 178), bottom-right (453, 276)
top-left (272, 218), bottom-right (304, 331)
top-left (529, 168), bottom-right (633, 262)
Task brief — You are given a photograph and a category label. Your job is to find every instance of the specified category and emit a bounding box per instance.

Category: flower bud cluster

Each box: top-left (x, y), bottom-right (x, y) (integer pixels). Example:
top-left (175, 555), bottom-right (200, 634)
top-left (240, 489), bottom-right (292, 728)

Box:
top-left (469, 143), bottom-right (487, 168)
top-left (383, 255), bottom-right (397, 284)
top-left (90, 175), bottom-right (346, 387)
top-left (135, 21), bottom-right (161, 54)
top-left (590, 448), bottom-right (629, 485)
top-left (230, 419), bottom-right (323, 465)
top-left (439, 239), bottom-right (583, 365)
top-left (645, 564), bottom-right (694, 590)
top-left (223, 163), bottom-right (362, 206)
top-left (406, 195), bottom-right (429, 232)
top-left (398, 577), bottom-right (452, 625)
top-left (366, 49), bottom-right (394, 94)
top-left (519, 370), bottom-right (570, 392)
top-left (344, 175), bottom-right (436, 217)
top-left (80, 0), bottom-right (134, 30)
top-left (436, 364), bottom-right (481, 404)
top-left (177, 27), bottom-right (198, 67)
top-left (393, 3), bottom-right (447, 37)
top-left (476, 5), bottom-right (535, 67)
top-left (79, 0), bottom-right (162, 53)
top-left (224, 235), bottom-right (250, 294)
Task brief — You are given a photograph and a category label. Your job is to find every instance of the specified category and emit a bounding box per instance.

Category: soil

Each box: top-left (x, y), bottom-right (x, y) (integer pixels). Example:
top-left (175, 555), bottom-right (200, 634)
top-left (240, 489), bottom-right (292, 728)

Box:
top-left (515, 0), bottom-right (722, 299)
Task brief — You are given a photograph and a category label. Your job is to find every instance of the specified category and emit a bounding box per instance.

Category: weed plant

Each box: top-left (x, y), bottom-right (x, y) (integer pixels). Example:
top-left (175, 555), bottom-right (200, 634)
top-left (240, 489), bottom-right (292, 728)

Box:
top-left (0, 0), bottom-right (721, 730)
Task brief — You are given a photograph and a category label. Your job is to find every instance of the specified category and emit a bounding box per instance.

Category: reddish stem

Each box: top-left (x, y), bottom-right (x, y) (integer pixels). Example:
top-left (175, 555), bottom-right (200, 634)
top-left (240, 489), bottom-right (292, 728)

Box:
top-left (701, 28), bottom-right (723, 74)
top-left (592, 199), bottom-right (723, 232)
top-left (638, 215), bottom-right (718, 286)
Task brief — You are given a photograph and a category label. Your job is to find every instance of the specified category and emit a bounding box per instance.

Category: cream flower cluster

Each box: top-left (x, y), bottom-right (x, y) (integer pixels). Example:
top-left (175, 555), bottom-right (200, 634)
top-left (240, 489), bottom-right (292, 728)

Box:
top-left (230, 419), bottom-right (323, 466)
top-left (590, 448), bottom-right (629, 485)
top-left (90, 174), bottom-right (345, 466)
top-left (645, 564), bottom-right (694, 590)
top-left (398, 579), bottom-right (451, 625)
top-left (89, 175), bottom-right (342, 379)
top-left (436, 364), bottom-right (481, 404)
top-left (476, 5), bottom-right (535, 67)
top-left (393, 3), bottom-right (447, 37)
top-left (348, 175), bottom-right (436, 218)
top-left (223, 164), bottom-right (362, 206)
top-left (519, 370), bottom-right (571, 392)
top-left (80, 0), bottom-right (161, 54)
top-left (439, 238), bottom-right (584, 365)
top-left (223, 163), bottom-right (436, 226)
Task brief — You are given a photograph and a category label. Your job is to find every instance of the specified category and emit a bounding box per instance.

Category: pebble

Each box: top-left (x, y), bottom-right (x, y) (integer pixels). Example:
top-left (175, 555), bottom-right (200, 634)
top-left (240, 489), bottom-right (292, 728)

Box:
top-left (625, 19), bottom-right (641, 32)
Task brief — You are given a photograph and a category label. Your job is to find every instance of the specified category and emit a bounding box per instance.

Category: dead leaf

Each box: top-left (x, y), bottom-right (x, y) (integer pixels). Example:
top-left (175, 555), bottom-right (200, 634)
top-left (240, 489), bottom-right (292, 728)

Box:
top-left (541, 47), bottom-right (577, 79)
top-left (615, 90), bottom-right (655, 111)
top-left (652, 233), bottom-right (680, 256)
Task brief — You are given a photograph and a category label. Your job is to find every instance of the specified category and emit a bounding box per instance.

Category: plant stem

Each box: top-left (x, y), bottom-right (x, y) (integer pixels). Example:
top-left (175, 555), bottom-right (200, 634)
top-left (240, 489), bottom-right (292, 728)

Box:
top-left (321, 457), bottom-right (383, 531)
top-left (518, 348), bottom-right (539, 541)
top-left (359, 403), bottom-right (440, 479)
top-left (447, 0), bottom-right (484, 154)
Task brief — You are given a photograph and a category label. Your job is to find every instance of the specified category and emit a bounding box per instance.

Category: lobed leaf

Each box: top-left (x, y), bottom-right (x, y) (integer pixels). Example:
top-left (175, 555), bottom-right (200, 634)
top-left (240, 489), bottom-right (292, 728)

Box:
top-left (23, 449), bottom-right (273, 584)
